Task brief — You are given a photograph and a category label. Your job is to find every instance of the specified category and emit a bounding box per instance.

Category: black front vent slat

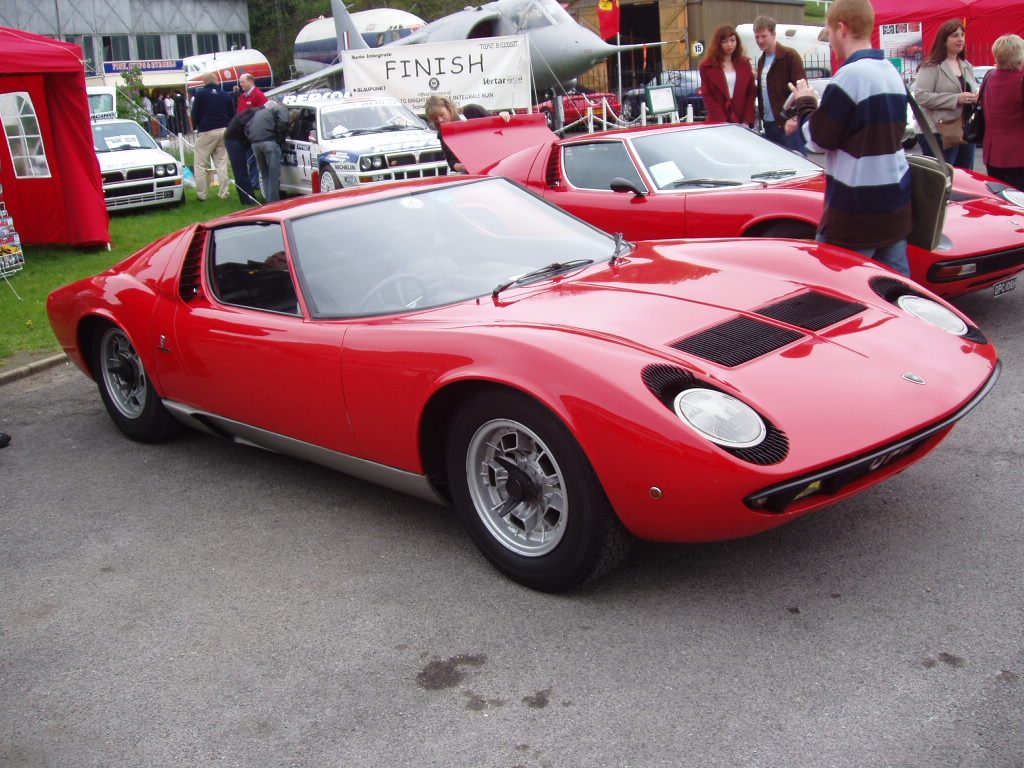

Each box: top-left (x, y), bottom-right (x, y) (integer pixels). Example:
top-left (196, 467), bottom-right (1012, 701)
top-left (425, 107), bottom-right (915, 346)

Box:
top-left (756, 291), bottom-right (866, 331)
top-left (545, 148), bottom-right (561, 188)
top-left (640, 364), bottom-right (789, 465)
top-left (670, 316), bottom-right (804, 367)
top-left (179, 230), bottom-right (208, 302)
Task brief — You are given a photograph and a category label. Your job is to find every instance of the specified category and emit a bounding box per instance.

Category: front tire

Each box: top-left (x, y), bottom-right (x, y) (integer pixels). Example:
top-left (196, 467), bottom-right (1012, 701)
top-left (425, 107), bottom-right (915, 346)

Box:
top-left (447, 390), bottom-right (632, 591)
top-left (93, 325), bottom-right (178, 443)
top-left (319, 166), bottom-right (341, 193)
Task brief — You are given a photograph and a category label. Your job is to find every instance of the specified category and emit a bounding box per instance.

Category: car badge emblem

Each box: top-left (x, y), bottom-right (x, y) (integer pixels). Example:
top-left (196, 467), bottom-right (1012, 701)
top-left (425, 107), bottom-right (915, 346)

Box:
top-left (903, 372), bottom-right (926, 385)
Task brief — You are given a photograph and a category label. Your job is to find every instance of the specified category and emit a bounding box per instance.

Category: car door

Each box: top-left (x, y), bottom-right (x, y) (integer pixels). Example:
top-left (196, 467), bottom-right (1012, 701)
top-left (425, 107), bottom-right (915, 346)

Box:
top-left (546, 140), bottom-right (687, 241)
top-left (280, 106), bottom-right (317, 195)
top-left (153, 221), bottom-right (355, 454)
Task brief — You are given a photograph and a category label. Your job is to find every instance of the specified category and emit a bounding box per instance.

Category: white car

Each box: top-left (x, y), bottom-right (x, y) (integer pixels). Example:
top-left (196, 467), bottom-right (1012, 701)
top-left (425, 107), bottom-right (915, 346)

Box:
top-left (92, 119), bottom-right (184, 210)
top-left (278, 92), bottom-right (448, 195)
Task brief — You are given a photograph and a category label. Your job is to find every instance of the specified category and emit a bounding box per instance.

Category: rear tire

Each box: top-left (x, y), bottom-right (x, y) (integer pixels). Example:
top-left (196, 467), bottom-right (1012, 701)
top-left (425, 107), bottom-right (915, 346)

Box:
top-left (447, 390), bottom-right (632, 591)
top-left (93, 325), bottom-right (179, 443)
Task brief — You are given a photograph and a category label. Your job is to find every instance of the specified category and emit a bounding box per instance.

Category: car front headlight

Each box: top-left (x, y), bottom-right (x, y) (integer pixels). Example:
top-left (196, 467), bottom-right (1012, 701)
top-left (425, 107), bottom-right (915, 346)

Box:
top-left (359, 155), bottom-right (384, 171)
top-left (896, 295), bottom-right (968, 336)
top-left (166, 163), bottom-right (178, 176)
top-left (372, 155), bottom-right (384, 169)
top-left (155, 165), bottom-right (165, 176)
top-left (673, 388), bottom-right (766, 448)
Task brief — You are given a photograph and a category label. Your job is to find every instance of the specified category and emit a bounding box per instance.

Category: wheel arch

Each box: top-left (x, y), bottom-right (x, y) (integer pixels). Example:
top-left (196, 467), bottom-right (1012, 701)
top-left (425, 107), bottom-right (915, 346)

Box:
top-left (742, 217), bottom-right (818, 239)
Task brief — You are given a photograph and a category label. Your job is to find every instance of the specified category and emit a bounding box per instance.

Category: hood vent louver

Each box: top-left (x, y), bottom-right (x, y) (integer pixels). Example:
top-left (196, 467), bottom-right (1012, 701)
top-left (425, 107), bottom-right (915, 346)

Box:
top-left (755, 291), bottom-right (866, 331)
top-left (670, 317), bottom-right (805, 367)
top-left (179, 229), bottom-right (208, 302)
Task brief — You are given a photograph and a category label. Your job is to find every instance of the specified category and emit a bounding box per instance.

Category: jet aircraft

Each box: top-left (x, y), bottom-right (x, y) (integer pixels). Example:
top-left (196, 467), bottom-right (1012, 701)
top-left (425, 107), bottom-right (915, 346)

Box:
top-left (269, 0), bottom-right (649, 98)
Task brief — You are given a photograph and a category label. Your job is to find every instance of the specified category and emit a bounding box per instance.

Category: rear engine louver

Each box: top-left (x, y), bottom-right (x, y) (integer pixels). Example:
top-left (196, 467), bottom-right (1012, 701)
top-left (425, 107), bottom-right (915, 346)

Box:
top-left (544, 148), bottom-right (562, 188)
top-left (641, 364), bottom-right (789, 465)
top-left (179, 229), bottom-right (208, 302)
top-left (755, 291), bottom-right (866, 331)
top-left (670, 317), bottom-right (804, 367)
top-left (869, 276), bottom-right (988, 344)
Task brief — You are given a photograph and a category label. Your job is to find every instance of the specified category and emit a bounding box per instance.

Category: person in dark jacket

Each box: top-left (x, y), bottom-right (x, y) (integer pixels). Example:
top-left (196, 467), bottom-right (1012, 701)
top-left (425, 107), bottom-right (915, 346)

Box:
top-left (754, 15), bottom-right (808, 154)
top-left (225, 107), bottom-right (261, 204)
top-left (245, 101), bottom-right (290, 203)
top-left (190, 72), bottom-right (235, 201)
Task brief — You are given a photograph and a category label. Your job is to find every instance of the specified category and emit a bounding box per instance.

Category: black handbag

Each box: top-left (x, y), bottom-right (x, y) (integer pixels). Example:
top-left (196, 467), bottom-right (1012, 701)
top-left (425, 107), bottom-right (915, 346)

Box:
top-left (906, 88), bottom-right (953, 252)
top-left (964, 80), bottom-right (986, 144)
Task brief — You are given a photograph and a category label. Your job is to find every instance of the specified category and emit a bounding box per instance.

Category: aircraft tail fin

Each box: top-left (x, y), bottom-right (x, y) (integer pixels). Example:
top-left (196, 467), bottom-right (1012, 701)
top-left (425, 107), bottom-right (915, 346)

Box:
top-left (331, 0), bottom-right (370, 53)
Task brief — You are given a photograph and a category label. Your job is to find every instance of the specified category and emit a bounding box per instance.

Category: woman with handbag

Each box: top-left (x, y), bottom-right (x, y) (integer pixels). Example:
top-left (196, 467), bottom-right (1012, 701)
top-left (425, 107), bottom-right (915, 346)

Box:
top-left (699, 25), bottom-right (756, 127)
top-left (912, 19), bottom-right (979, 169)
top-left (981, 34), bottom-right (1024, 189)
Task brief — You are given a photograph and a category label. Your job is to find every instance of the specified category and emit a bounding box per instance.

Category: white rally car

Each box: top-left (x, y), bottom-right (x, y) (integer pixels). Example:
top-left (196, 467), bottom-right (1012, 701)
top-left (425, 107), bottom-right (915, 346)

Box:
top-left (279, 91), bottom-right (448, 195)
top-left (91, 119), bottom-right (184, 210)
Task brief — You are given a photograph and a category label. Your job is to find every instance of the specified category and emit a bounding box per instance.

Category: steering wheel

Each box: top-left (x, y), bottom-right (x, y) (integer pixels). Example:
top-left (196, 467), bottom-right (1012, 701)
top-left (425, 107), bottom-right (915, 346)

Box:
top-left (358, 273), bottom-right (428, 313)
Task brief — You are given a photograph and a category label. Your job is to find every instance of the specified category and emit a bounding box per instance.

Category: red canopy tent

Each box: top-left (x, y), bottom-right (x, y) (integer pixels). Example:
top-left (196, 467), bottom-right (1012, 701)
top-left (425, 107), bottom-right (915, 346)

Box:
top-left (0, 26), bottom-right (109, 246)
top-left (870, 0), bottom-right (1024, 67)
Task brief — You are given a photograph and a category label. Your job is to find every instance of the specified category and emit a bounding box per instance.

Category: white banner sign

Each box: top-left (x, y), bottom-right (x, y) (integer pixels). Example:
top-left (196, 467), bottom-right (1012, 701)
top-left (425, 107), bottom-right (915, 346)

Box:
top-left (342, 35), bottom-right (532, 113)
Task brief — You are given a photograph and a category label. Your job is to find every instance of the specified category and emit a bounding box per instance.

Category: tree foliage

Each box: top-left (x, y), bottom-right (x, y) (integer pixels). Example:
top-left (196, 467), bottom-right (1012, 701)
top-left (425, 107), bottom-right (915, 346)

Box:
top-left (117, 66), bottom-right (150, 125)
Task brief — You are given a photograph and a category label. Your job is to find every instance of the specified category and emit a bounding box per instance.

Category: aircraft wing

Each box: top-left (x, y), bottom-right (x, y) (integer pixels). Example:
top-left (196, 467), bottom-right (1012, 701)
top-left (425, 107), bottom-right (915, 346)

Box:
top-left (391, 8), bottom-right (503, 46)
top-left (442, 113), bottom-right (555, 174)
top-left (266, 61), bottom-right (346, 99)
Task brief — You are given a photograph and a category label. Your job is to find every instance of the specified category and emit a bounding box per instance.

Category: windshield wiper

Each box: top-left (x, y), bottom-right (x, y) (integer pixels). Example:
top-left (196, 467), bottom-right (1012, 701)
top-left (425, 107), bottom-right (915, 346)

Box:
top-left (750, 169), bottom-right (798, 180)
top-left (609, 232), bottom-right (632, 265)
top-left (492, 258), bottom-right (594, 298)
top-left (669, 178), bottom-right (744, 188)
top-left (378, 124), bottom-right (418, 131)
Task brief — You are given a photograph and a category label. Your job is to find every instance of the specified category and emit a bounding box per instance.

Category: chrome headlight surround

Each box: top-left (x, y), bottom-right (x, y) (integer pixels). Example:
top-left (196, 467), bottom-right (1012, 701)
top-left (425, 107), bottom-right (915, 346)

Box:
top-left (896, 295), bottom-right (968, 336)
top-left (998, 187), bottom-right (1024, 209)
top-left (673, 388), bottom-right (767, 449)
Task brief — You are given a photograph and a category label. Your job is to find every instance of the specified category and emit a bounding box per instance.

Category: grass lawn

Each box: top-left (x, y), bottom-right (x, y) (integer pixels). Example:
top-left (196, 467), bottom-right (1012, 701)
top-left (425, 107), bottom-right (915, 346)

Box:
top-left (0, 187), bottom-right (248, 367)
top-left (805, 1), bottom-right (827, 24)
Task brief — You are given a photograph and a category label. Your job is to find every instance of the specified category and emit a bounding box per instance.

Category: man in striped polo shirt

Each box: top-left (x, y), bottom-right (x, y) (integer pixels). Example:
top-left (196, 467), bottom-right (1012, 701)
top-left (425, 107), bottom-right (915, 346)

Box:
top-left (788, 0), bottom-right (912, 276)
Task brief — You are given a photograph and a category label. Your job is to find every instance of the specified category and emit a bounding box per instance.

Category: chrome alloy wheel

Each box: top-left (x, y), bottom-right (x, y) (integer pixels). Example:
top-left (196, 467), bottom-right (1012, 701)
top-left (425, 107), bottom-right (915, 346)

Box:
top-left (99, 327), bottom-right (147, 420)
top-left (465, 418), bottom-right (568, 557)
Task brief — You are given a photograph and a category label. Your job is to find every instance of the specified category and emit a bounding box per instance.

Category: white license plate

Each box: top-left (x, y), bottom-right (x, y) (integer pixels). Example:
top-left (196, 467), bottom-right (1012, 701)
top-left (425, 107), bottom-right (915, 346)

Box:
top-left (993, 277), bottom-right (1017, 296)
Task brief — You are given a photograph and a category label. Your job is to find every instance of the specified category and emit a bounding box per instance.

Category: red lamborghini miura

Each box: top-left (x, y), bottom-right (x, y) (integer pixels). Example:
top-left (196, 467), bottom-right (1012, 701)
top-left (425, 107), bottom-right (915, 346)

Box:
top-left (48, 176), bottom-right (1000, 591)
top-left (444, 115), bottom-right (1024, 299)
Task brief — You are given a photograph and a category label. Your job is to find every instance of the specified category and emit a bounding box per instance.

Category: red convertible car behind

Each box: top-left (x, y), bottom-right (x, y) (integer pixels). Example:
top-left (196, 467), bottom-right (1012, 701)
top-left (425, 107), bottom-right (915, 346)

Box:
top-left (444, 116), bottom-right (1024, 299)
top-left (48, 177), bottom-right (999, 591)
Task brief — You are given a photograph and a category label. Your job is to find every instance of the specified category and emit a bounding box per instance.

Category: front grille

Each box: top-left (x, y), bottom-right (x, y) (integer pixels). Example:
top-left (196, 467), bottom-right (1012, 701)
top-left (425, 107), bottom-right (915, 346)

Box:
top-left (641, 364), bottom-right (789, 465)
top-left (384, 149), bottom-right (446, 167)
top-left (928, 246), bottom-right (1024, 281)
top-left (102, 166), bottom-right (155, 183)
top-left (670, 316), bottom-right (804, 367)
top-left (105, 183), bottom-right (157, 199)
top-left (755, 291), bottom-right (866, 331)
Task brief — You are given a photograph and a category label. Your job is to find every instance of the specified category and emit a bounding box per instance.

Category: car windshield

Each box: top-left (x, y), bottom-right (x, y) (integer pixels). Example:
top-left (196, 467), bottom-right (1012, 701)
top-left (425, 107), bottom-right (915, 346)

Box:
top-left (630, 124), bottom-right (821, 190)
top-left (319, 102), bottom-right (426, 138)
top-left (289, 177), bottom-right (616, 317)
top-left (92, 122), bottom-right (159, 153)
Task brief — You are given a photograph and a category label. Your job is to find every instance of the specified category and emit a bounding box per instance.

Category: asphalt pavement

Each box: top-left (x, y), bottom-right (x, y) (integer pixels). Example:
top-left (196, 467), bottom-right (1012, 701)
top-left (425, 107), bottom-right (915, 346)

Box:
top-left (1, 286), bottom-right (1022, 768)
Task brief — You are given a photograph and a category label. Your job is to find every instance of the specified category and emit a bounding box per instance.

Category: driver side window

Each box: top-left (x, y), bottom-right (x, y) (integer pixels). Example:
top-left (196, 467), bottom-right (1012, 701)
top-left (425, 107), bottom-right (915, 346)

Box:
top-left (562, 142), bottom-right (645, 192)
top-left (208, 223), bottom-right (300, 315)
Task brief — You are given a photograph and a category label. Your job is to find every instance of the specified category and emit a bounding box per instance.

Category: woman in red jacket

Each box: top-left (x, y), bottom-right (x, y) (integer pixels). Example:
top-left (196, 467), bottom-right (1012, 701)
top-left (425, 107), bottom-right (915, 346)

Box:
top-left (981, 34), bottom-right (1024, 190)
top-left (699, 25), bottom-right (756, 127)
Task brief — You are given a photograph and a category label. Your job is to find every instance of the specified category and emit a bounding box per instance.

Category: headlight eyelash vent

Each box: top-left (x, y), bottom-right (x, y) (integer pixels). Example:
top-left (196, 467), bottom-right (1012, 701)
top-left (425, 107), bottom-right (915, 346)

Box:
top-left (868, 276), bottom-right (988, 344)
top-left (641, 364), bottom-right (789, 465)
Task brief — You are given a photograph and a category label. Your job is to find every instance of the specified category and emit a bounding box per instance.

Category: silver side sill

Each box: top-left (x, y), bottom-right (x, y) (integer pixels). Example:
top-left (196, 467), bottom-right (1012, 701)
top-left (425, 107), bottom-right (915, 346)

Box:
top-left (163, 400), bottom-right (448, 506)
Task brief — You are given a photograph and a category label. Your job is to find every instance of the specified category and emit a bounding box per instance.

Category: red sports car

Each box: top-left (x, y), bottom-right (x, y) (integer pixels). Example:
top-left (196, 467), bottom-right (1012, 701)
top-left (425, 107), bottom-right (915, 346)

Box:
top-left (48, 176), bottom-right (999, 591)
top-left (444, 116), bottom-right (1024, 299)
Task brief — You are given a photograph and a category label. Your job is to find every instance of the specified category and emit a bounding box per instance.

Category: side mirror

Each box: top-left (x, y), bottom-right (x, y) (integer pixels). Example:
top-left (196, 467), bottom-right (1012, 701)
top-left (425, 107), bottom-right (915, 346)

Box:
top-left (610, 176), bottom-right (647, 198)
top-left (159, 139), bottom-right (171, 150)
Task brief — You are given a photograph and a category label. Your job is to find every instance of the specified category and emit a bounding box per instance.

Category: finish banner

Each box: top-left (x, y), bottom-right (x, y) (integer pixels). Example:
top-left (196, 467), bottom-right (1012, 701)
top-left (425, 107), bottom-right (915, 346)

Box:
top-left (342, 35), bottom-right (532, 113)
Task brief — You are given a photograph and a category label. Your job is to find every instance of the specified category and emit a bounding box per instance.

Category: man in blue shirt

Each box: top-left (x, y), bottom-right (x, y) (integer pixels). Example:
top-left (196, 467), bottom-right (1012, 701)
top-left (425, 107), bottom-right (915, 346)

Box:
top-left (190, 73), bottom-right (235, 201)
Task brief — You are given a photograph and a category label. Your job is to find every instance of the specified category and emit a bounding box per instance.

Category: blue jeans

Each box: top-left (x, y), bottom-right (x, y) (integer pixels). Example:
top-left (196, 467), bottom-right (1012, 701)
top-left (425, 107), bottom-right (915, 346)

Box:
top-left (918, 134), bottom-right (975, 170)
top-left (818, 233), bottom-right (910, 277)
top-left (763, 119), bottom-right (808, 156)
top-left (252, 140), bottom-right (282, 202)
top-left (225, 138), bottom-right (258, 204)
